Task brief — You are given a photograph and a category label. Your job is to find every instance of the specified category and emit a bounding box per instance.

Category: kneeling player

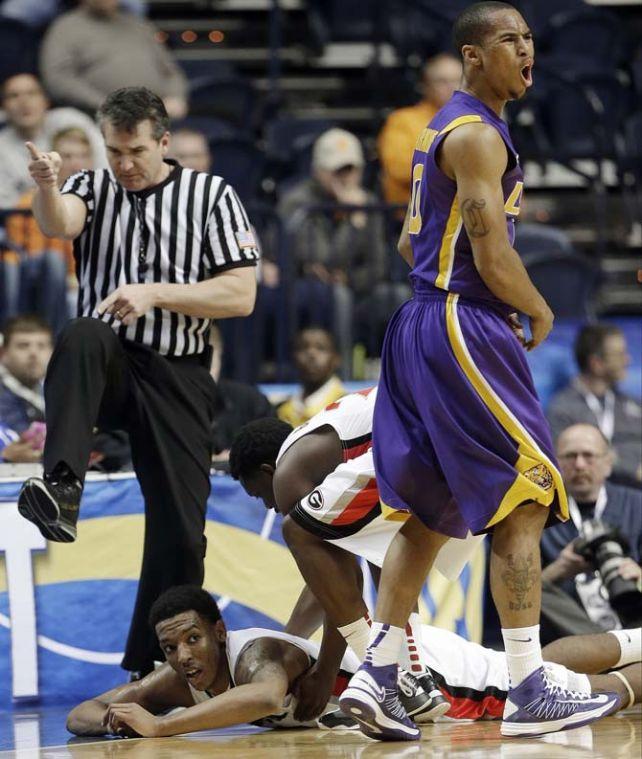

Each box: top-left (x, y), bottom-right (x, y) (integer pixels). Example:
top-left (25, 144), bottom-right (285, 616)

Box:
top-left (67, 586), bottom-right (640, 738)
top-left (230, 387), bottom-right (480, 719)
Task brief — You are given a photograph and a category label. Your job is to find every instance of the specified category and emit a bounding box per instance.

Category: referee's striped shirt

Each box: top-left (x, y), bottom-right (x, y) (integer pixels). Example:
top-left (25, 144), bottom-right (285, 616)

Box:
top-left (60, 160), bottom-right (259, 357)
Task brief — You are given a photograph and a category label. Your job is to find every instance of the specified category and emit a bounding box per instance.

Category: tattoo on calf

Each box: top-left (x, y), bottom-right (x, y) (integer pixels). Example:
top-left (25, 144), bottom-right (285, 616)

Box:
top-left (502, 553), bottom-right (539, 611)
top-left (461, 198), bottom-right (490, 238)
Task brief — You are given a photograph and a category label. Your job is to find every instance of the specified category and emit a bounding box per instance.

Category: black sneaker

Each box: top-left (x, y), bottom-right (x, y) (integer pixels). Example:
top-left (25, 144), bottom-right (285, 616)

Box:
top-left (398, 669), bottom-right (450, 723)
top-left (17, 470), bottom-right (82, 543)
top-left (317, 708), bottom-right (359, 730)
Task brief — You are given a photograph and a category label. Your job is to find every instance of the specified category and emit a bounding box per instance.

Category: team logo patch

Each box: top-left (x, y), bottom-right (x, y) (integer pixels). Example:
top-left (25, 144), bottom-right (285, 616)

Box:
top-left (524, 463), bottom-right (553, 490)
top-left (307, 490), bottom-right (324, 510)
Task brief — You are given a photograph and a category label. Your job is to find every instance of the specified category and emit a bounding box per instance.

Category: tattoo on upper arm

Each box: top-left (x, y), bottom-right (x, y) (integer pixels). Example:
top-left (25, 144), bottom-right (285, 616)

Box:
top-left (461, 198), bottom-right (490, 238)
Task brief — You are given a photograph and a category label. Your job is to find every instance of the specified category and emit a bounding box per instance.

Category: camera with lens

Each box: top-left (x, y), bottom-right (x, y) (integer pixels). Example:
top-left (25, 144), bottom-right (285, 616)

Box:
top-left (575, 519), bottom-right (642, 626)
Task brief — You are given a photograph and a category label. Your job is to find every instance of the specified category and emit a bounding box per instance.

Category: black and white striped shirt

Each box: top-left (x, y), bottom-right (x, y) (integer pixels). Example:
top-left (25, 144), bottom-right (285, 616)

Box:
top-left (61, 160), bottom-right (259, 356)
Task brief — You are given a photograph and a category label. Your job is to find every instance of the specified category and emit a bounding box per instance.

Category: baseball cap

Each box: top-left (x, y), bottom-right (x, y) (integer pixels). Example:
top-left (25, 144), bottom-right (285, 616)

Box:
top-left (312, 128), bottom-right (364, 172)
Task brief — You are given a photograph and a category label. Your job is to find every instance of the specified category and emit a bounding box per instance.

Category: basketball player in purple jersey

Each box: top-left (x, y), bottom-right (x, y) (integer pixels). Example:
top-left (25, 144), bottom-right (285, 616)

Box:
top-left (340, 2), bottom-right (620, 740)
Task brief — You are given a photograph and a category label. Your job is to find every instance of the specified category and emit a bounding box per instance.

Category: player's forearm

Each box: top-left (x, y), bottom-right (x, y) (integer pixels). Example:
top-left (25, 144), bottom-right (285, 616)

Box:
top-left (285, 585), bottom-right (325, 638)
top-left (153, 269), bottom-right (257, 319)
top-left (542, 633), bottom-right (623, 674)
top-left (32, 187), bottom-right (75, 239)
top-left (316, 621), bottom-right (347, 677)
top-left (66, 700), bottom-right (109, 736)
top-left (155, 684), bottom-right (284, 736)
top-left (473, 245), bottom-right (550, 318)
top-left (541, 559), bottom-right (570, 584)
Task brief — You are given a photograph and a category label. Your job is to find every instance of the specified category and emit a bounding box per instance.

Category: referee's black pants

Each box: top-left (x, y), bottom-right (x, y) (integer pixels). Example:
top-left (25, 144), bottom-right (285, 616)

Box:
top-left (43, 317), bottom-right (215, 672)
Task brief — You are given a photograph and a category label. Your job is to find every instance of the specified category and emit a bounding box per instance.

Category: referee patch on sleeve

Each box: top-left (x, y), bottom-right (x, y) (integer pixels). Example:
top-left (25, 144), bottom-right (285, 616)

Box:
top-left (235, 229), bottom-right (257, 249)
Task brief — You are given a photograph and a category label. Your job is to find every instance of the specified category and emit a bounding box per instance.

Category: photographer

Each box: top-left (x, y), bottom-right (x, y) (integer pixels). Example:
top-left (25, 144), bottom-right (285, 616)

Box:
top-left (540, 423), bottom-right (642, 643)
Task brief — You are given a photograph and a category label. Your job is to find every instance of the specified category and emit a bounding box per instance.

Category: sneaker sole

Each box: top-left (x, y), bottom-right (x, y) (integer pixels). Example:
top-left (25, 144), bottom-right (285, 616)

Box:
top-left (500, 696), bottom-right (620, 737)
top-left (413, 697), bottom-right (451, 723)
top-left (18, 480), bottom-right (76, 543)
top-left (339, 687), bottom-right (421, 741)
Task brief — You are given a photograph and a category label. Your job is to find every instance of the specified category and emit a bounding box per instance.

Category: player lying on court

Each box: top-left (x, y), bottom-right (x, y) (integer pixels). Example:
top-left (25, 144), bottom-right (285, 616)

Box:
top-left (230, 387), bottom-right (482, 719)
top-left (66, 585), bottom-right (641, 738)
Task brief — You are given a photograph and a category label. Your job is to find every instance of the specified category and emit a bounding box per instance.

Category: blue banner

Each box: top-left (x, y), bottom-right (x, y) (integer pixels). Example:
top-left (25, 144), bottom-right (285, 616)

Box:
top-left (0, 473), bottom-right (485, 708)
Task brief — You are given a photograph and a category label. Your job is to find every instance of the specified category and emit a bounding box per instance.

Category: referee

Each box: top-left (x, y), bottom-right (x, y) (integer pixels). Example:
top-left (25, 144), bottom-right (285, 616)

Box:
top-left (17, 87), bottom-right (259, 676)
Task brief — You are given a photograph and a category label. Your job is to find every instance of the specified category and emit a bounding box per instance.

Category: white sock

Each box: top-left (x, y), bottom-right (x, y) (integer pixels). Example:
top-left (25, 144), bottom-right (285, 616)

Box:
top-left (338, 615), bottom-right (371, 661)
top-left (364, 622), bottom-right (405, 668)
top-left (403, 613), bottom-right (427, 674)
top-left (502, 624), bottom-right (543, 687)
top-left (608, 628), bottom-right (642, 667)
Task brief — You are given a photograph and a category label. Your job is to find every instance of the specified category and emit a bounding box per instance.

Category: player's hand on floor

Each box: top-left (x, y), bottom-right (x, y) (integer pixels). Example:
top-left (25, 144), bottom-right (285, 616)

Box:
top-left (104, 703), bottom-right (160, 738)
top-left (292, 662), bottom-right (336, 722)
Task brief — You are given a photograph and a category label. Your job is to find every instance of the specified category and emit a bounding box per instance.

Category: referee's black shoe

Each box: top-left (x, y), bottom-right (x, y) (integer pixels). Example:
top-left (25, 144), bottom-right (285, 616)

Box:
top-left (17, 466), bottom-right (82, 543)
top-left (398, 669), bottom-right (450, 723)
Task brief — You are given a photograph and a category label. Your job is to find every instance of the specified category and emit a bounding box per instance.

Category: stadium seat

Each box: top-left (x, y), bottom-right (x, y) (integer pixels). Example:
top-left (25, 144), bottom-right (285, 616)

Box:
top-left (515, 223), bottom-right (574, 259)
top-left (544, 7), bottom-right (625, 67)
top-left (0, 19), bottom-right (38, 85)
top-left (522, 250), bottom-right (600, 319)
top-left (189, 76), bottom-right (258, 131)
top-left (209, 137), bottom-right (266, 203)
top-left (171, 116), bottom-right (235, 141)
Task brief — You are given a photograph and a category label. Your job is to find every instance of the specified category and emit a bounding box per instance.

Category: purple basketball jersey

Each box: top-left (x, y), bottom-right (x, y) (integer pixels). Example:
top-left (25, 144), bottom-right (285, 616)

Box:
top-left (408, 90), bottom-right (523, 308)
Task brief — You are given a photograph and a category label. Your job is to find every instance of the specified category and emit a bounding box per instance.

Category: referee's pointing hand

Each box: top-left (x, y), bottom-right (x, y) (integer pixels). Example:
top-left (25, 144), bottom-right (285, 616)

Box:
top-left (26, 141), bottom-right (62, 189)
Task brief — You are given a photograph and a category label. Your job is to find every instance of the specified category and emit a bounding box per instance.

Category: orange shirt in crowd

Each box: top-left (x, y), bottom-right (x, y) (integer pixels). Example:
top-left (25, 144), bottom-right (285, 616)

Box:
top-left (4, 190), bottom-right (75, 276)
top-left (377, 101), bottom-right (437, 207)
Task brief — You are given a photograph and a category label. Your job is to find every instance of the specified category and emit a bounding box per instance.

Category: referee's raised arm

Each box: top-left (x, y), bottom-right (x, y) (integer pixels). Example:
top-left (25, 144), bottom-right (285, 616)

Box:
top-left (26, 141), bottom-right (87, 239)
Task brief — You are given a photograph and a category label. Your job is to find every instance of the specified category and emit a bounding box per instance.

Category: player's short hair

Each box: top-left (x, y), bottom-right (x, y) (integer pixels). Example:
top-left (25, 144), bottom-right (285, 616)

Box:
top-left (452, 2), bottom-right (517, 52)
top-left (574, 324), bottom-right (623, 373)
top-left (1, 315), bottom-right (52, 348)
top-left (149, 585), bottom-right (221, 629)
top-left (229, 418), bottom-right (293, 480)
top-left (97, 86), bottom-right (169, 140)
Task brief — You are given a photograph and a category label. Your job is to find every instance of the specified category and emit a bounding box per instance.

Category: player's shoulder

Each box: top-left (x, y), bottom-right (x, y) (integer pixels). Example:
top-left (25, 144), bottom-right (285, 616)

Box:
top-left (442, 120), bottom-right (504, 151)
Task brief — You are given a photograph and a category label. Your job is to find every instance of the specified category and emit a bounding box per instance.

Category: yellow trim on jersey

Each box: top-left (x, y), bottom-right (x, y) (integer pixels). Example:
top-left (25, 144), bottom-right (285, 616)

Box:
top-left (504, 180), bottom-right (524, 217)
top-left (415, 127), bottom-right (439, 154)
top-left (434, 199), bottom-right (462, 290)
top-left (438, 114), bottom-right (483, 137)
top-left (381, 501), bottom-right (411, 522)
top-left (445, 293), bottom-right (568, 528)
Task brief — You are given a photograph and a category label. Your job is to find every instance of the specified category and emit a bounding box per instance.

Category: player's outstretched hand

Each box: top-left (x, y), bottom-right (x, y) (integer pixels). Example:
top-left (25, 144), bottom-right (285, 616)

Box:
top-left (104, 703), bottom-right (160, 738)
top-left (526, 306), bottom-right (554, 351)
top-left (25, 141), bottom-right (62, 189)
top-left (292, 662), bottom-right (336, 723)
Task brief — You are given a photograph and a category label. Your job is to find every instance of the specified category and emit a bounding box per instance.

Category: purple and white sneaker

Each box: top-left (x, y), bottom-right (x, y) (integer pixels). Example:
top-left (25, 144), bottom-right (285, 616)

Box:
top-left (339, 664), bottom-right (421, 741)
top-left (501, 665), bottom-right (621, 737)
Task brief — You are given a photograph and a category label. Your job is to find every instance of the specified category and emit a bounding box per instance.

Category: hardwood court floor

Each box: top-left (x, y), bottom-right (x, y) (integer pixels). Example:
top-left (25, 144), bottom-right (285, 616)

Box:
top-left (1, 705), bottom-right (639, 759)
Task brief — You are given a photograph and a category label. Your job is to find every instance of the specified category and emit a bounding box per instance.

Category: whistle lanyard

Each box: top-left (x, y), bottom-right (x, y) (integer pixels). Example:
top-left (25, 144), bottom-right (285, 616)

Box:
top-left (567, 486), bottom-right (607, 531)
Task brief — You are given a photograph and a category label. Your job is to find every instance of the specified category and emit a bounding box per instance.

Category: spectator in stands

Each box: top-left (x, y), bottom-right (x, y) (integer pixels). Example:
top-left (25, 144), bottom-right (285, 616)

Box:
top-left (40, 0), bottom-right (188, 119)
top-left (540, 423), bottom-right (642, 643)
top-left (169, 128), bottom-right (211, 173)
top-left (0, 72), bottom-right (104, 208)
top-left (208, 324), bottom-right (275, 461)
top-left (378, 53), bottom-right (462, 207)
top-left (277, 328), bottom-right (345, 427)
top-left (0, 0), bottom-right (146, 28)
top-left (2, 127), bottom-right (94, 333)
top-left (0, 315), bottom-right (51, 433)
top-left (547, 324), bottom-right (642, 484)
top-left (279, 128), bottom-right (407, 364)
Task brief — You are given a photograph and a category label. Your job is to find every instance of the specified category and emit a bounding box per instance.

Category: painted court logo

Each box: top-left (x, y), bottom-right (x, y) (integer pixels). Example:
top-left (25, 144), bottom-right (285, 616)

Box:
top-left (524, 464), bottom-right (553, 491)
top-left (307, 490), bottom-right (324, 510)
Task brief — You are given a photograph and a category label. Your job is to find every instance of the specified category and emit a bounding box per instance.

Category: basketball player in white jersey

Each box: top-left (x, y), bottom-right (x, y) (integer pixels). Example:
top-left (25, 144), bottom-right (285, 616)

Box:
top-left (66, 586), bottom-right (640, 738)
top-left (229, 387), bottom-right (482, 721)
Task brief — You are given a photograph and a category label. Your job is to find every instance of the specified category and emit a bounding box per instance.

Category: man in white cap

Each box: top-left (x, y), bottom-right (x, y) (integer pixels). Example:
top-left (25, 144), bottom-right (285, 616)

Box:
top-left (278, 128), bottom-right (408, 369)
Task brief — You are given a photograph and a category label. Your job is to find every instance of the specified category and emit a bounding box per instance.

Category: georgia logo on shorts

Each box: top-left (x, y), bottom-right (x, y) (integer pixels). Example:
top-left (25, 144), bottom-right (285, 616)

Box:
top-left (307, 490), bottom-right (324, 510)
